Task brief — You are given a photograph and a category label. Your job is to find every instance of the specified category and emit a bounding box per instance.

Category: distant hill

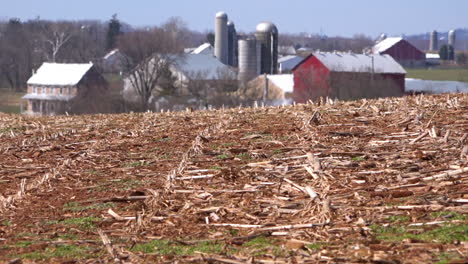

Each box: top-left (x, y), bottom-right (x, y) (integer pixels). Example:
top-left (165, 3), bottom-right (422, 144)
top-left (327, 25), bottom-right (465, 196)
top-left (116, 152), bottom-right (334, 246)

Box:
top-left (404, 28), bottom-right (468, 51)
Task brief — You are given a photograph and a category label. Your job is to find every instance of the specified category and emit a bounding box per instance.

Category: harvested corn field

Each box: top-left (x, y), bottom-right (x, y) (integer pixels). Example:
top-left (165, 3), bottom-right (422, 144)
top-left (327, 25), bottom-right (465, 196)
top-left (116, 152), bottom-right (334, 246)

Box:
top-left (0, 94), bottom-right (467, 264)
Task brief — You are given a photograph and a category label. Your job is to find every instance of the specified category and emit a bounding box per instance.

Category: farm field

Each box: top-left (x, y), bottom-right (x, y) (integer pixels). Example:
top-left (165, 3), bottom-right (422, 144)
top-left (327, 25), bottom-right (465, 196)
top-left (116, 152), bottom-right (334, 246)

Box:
top-left (0, 94), bottom-right (467, 263)
top-left (0, 89), bottom-right (25, 114)
top-left (405, 68), bottom-right (468, 83)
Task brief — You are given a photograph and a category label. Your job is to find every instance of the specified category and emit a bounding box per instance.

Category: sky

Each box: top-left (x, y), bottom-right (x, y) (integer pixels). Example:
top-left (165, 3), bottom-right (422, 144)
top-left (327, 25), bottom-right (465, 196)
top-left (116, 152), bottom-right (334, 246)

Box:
top-left (2, 0), bottom-right (467, 38)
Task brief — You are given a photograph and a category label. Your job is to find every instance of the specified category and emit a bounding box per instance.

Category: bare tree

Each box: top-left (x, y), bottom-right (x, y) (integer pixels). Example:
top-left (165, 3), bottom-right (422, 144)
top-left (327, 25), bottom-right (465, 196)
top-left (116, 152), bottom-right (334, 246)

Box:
top-left (38, 21), bottom-right (75, 62)
top-left (119, 27), bottom-right (183, 111)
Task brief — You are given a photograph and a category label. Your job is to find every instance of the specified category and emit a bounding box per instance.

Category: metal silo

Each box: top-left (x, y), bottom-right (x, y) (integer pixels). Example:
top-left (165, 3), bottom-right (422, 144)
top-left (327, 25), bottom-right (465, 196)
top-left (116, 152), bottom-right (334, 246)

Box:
top-left (448, 30), bottom-right (456, 48)
top-left (255, 22), bottom-right (278, 74)
top-left (227, 21), bottom-right (238, 67)
top-left (215, 12), bottom-right (228, 64)
top-left (238, 38), bottom-right (259, 83)
top-left (429, 30), bottom-right (438, 51)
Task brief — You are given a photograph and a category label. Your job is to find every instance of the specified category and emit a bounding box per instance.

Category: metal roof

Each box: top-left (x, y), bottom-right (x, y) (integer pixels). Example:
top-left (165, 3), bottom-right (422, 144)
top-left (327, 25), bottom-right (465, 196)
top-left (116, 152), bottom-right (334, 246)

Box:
top-left (267, 74), bottom-right (294, 93)
top-left (426, 53), bottom-right (440, 59)
top-left (279, 55), bottom-right (304, 73)
top-left (173, 54), bottom-right (235, 80)
top-left (372, 37), bottom-right (403, 53)
top-left (311, 52), bottom-right (406, 74)
top-left (27, 63), bottom-right (93, 86)
top-left (103, 49), bottom-right (120, 60)
top-left (191, 43), bottom-right (213, 55)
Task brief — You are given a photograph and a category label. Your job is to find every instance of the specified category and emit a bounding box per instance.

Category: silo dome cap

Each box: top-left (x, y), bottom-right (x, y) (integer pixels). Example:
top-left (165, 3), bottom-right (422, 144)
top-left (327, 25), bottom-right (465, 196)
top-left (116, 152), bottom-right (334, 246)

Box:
top-left (227, 21), bottom-right (235, 26)
top-left (256, 22), bottom-right (278, 33)
top-left (216, 12), bottom-right (228, 19)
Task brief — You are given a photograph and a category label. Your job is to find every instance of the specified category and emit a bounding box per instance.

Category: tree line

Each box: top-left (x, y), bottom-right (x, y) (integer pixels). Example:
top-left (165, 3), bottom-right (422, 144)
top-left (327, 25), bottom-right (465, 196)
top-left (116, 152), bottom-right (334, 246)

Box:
top-left (0, 16), bottom-right (205, 92)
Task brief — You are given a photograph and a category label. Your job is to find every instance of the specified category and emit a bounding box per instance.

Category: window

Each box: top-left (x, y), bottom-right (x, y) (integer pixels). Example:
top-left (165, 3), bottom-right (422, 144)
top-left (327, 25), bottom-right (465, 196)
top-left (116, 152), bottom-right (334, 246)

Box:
top-left (60, 87), bottom-right (63, 94)
top-left (33, 86), bottom-right (37, 93)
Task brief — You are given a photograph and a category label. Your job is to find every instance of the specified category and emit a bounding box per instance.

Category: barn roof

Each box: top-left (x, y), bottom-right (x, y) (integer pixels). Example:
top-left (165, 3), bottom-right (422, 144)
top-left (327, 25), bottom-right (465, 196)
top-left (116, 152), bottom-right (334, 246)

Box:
top-left (372, 37), bottom-right (403, 53)
top-left (191, 43), bottom-right (213, 55)
top-left (296, 52), bottom-right (406, 74)
top-left (173, 54), bottom-right (235, 80)
top-left (27, 63), bottom-right (94, 86)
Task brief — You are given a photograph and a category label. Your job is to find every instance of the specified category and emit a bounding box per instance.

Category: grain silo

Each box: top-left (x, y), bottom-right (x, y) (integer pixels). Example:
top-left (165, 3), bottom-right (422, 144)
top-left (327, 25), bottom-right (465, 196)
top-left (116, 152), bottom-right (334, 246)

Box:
top-left (255, 22), bottom-right (278, 74)
top-left (238, 38), bottom-right (259, 83)
top-left (215, 12), bottom-right (228, 64)
top-left (448, 30), bottom-right (456, 48)
top-left (429, 30), bottom-right (438, 51)
top-left (227, 21), bottom-right (238, 67)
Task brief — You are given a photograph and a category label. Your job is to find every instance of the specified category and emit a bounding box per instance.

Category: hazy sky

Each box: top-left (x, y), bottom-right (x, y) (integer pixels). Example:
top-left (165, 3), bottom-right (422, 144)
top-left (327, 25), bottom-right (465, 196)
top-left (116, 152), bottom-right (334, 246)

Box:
top-left (2, 0), bottom-right (467, 37)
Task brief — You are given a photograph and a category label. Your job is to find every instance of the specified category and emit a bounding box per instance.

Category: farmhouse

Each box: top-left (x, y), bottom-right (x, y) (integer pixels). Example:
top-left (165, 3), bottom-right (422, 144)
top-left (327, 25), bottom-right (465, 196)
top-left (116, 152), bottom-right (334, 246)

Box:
top-left (372, 37), bottom-right (426, 67)
top-left (23, 63), bottom-right (108, 115)
top-left (292, 52), bottom-right (406, 103)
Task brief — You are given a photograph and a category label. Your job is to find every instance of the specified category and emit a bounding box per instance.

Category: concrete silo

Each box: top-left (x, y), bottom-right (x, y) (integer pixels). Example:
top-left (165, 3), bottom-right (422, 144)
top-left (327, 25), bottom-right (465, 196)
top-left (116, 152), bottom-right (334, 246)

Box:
top-left (429, 30), bottom-right (438, 51)
top-left (238, 38), bottom-right (259, 83)
top-left (227, 21), bottom-right (238, 67)
top-left (215, 12), bottom-right (229, 64)
top-left (255, 22), bottom-right (278, 74)
top-left (448, 30), bottom-right (456, 48)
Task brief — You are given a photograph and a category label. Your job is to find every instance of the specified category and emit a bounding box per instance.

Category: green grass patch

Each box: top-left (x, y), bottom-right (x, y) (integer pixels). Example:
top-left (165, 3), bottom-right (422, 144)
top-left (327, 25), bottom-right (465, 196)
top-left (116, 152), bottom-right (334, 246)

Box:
top-left (210, 166), bottom-right (223, 170)
top-left (110, 179), bottom-right (142, 190)
top-left (15, 244), bottom-right (95, 260)
top-left (158, 153), bottom-right (172, 160)
top-left (306, 243), bottom-right (323, 251)
top-left (236, 153), bottom-right (251, 160)
top-left (131, 240), bottom-right (224, 256)
top-left (430, 211), bottom-right (467, 221)
top-left (47, 216), bottom-right (101, 231)
top-left (387, 215), bottom-right (411, 223)
top-left (351, 156), bottom-right (366, 161)
top-left (56, 233), bottom-right (79, 240)
top-left (0, 105), bottom-right (21, 114)
top-left (0, 89), bottom-right (25, 114)
top-left (436, 252), bottom-right (465, 264)
top-left (63, 202), bottom-right (115, 212)
top-left (242, 236), bottom-right (286, 257)
top-left (15, 241), bottom-right (33, 248)
top-left (371, 224), bottom-right (468, 243)
top-left (15, 232), bottom-right (38, 238)
top-left (405, 68), bottom-right (468, 82)
top-left (1, 220), bottom-right (12, 226)
top-left (216, 154), bottom-right (230, 160)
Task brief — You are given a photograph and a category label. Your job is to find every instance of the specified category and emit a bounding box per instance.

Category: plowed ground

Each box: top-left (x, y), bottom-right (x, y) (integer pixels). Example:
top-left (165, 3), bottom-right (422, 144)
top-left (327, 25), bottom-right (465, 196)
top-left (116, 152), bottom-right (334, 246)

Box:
top-left (0, 94), bottom-right (467, 263)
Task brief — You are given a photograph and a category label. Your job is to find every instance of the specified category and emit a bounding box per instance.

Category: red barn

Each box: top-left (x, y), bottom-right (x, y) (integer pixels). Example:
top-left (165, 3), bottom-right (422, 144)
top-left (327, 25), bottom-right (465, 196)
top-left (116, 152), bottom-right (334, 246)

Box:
top-left (373, 37), bottom-right (425, 67)
top-left (292, 52), bottom-right (406, 103)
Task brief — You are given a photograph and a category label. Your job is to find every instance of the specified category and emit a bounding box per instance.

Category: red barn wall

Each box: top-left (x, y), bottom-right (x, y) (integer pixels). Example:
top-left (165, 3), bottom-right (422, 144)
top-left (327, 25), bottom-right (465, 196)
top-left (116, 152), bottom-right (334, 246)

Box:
top-left (383, 40), bottom-right (425, 67)
top-left (293, 55), bottom-right (331, 103)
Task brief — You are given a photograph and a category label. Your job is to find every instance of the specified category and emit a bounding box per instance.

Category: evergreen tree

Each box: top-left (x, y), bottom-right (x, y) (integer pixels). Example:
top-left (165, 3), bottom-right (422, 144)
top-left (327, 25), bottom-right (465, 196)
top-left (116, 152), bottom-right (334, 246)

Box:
top-left (206, 32), bottom-right (215, 46)
top-left (448, 45), bottom-right (455, 61)
top-left (106, 14), bottom-right (122, 50)
top-left (439, 45), bottom-right (448, 60)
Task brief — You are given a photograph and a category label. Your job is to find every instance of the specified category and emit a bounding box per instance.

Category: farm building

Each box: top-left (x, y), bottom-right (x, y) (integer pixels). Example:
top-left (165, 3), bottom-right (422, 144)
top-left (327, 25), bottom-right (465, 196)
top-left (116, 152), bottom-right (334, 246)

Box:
top-left (191, 43), bottom-right (214, 55)
top-left (23, 63), bottom-right (108, 115)
top-left (292, 52), bottom-right (406, 103)
top-left (122, 53), bottom-right (236, 109)
top-left (242, 74), bottom-right (293, 104)
top-left (425, 53), bottom-right (441, 66)
top-left (102, 49), bottom-right (126, 73)
top-left (278, 55), bottom-right (304, 73)
top-left (372, 37), bottom-right (426, 67)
